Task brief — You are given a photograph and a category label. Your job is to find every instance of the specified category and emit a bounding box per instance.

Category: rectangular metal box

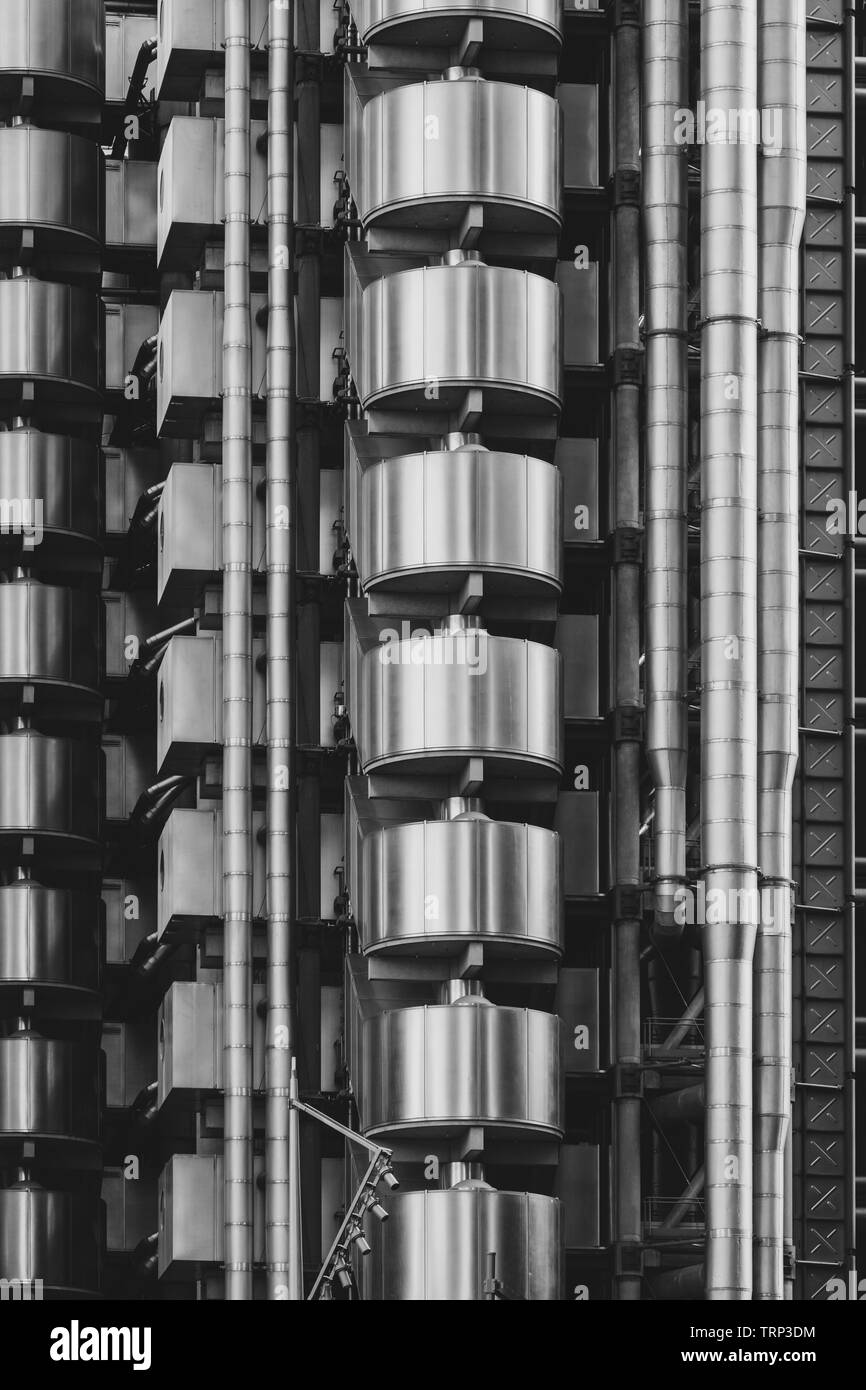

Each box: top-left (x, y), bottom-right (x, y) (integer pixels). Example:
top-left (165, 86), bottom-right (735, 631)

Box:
top-left (157, 462), bottom-right (266, 607)
top-left (554, 792), bottom-right (601, 897)
top-left (557, 968), bottom-right (601, 1073)
top-left (559, 614), bottom-right (600, 719)
top-left (105, 161), bottom-right (158, 253)
top-left (157, 808), bottom-right (267, 939)
top-left (158, 981), bottom-right (266, 1106)
top-left (157, 290), bottom-right (268, 437)
top-left (156, 634), bottom-right (266, 775)
top-left (558, 438), bottom-right (600, 543)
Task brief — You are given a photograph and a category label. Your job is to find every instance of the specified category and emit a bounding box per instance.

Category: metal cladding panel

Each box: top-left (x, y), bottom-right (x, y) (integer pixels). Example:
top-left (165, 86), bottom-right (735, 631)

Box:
top-left (557, 437), bottom-right (600, 544)
top-left (0, 128), bottom-right (102, 252)
top-left (0, 884), bottom-right (101, 997)
top-left (361, 1190), bottom-right (562, 1300)
top-left (555, 1144), bottom-right (601, 1249)
top-left (0, 733), bottom-right (101, 845)
top-left (0, 431), bottom-right (101, 554)
top-left (356, 634), bottom-right (562, 775)
top-left (556, 968), bottom-right (600, 1073)
top-left (0, 0), bottom-right (105, 105)
top-left (104, 13), bottom-right (158, 105)
top-left (357, 263), bottom-right (561, 414)
top-left (157, 117), bottom-right (267, 268)
top-left (359, 819), bottom-right (563, 956)
top-left (557, 84), bottom-right (600, 189)
top-left (554, 792), bottom-right (600, 897)
top-left (104, 160), bottom-right (158, 253)
top-left (353, 449), bottom-right (562, 595)
top-left (0, 1033), bottom-right (100, 1144)
top-left (0, 582), bottom-right (101, 696)
top-left (104, 302), bottom-right (160, 394)
top-left (0, 279), bottom-right (101, 403)
top-left (0, 1184), bottom-right (102, 1295)
top-left (347, 0), bottom-right (562, 50)
top-left (357, 80), bottom-right (560, 235)
top-left (559, 614), bottom-right (599, 719)
top-left (360, 1004), bottom-right (562, 1137)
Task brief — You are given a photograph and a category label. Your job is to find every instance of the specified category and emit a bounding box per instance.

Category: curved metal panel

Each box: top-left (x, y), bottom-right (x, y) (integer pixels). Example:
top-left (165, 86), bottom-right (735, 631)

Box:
top-left (0, 128), bottom-right (102, 254)
top-left (361, 1004), bottom-right (562, 1137)
top-left (0, 280), bottom-right (101, 406)
top-left (360, 820), bottom-right (563, 956)
top-left (357, 634), bottom-right (562, 775)
top-left (348, 0), bottom-right (562, 51)
top-left (360, 80), bottom-right (560, 235)
top-left (355, 448), bottom-right (561, 594)
top-left (0, 1033), bottom-right (101, 1146)
top-left (0, 430), bottom-right (101, 555)
top-left (361, 1189), bottom-right (561, 1300)
top-left (0, 0), bottom-right (105, 106)
top-left (0, 1183), bottom-right (102, 1296)
top-left (357, 263), bottom-right (561, 415)
top-left (0, 583), bottom-right (102, 699)
top-left (0, 884), bottom-right (102, 998)
top-left (0, 732), bottom-right (102, 846)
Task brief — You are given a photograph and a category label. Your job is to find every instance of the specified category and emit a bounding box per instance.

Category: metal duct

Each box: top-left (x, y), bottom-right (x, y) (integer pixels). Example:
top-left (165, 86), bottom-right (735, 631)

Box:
top-left (610, 0), bottom-right (642, 1302)
top-left (700, 0), bottom-right (760, 1300)
top-left (264, 0), bottom-right (299, 1303)
top-left (643, 0), bottom-right (689, 931)
top-left (755, 0), bottom-right (806, 1302)
top-left (222, 0), bottom-right (255, 1303)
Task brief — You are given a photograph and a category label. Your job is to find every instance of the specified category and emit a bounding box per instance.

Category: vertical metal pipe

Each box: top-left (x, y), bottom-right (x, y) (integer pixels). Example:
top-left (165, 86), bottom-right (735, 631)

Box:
top-left (611, 2), bottom-right (643, 1302)
top-left (265, 0), bottom-right (299, 1301)
top-left (700, 0), bottom-right (760, 1300)
top-left (755, 0), bottom-right (805, 1301)
top-left (643, 0), bottom-right (689, 933)
top-left (222, 0), bottom-right (255, 1302)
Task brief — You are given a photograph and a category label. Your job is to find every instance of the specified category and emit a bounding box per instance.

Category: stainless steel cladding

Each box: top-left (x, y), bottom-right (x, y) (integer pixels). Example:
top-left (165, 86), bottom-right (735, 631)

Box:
top-left (642, 0), bottom-right (688, 928)
top-left (0, 128), bottom-right (103, 256)
top-left (0, 1029), bottom-right (101, 1150)
top-left (0, 582), bottom-right (102, 703)
top-left (0, 1182), bottom-right (102, 1296)
top-left (359, 819), bottom-right (563, 956)
top-left (352, 448), bottom-right (562, 596)
top-left (0, 430), bottom-right (101, 557)
top-left (361, 1190), bottom-right (562, 1300)
top-left (353, 79), bottom-right (561, 236)
top-left (0, 884), bottom-right (101, 1001)
top-left (700, 0), bottom-right (760, 1302)
top-left (0, 732), bottom-right (102, 847)
top-left (361, 1004), bottom-right (562, 1137)
top-left (0, 279), bottom-right (101, 407)
top-left (354, 261), bottom-right (561, 415)
top-left (355, 633), bottom-right (562, 775)
top-left (0, 0), bottom-right (105, 110)
top-left (347, 0), bottom-right (563, 51)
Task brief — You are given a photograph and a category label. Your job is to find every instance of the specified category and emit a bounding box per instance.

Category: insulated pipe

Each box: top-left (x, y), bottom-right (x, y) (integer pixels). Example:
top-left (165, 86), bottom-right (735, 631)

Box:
top-left (611, 1), bottom-right (643, 1301)
top-left (755, 0), bottom-right (805, 1302)
top-left (700, 0), bottom-right (760, 1300)
top-left (222, 0), bottom-right (255, 1303)
top-left (265, 0), bottom-right (300, 1303)
top-left (643, 0), bottom-right (689, 934)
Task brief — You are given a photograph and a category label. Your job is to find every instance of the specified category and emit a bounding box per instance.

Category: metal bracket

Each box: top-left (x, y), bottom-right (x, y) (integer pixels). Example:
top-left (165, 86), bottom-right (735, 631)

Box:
top-left (610, 525), bottom-right (644, 565)
top-left (611, 346), bottom-right (644, 386)
top-left (610, 885), bottom-right (644, 922)
top-left (609, 704), bottom-right (645, 743)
